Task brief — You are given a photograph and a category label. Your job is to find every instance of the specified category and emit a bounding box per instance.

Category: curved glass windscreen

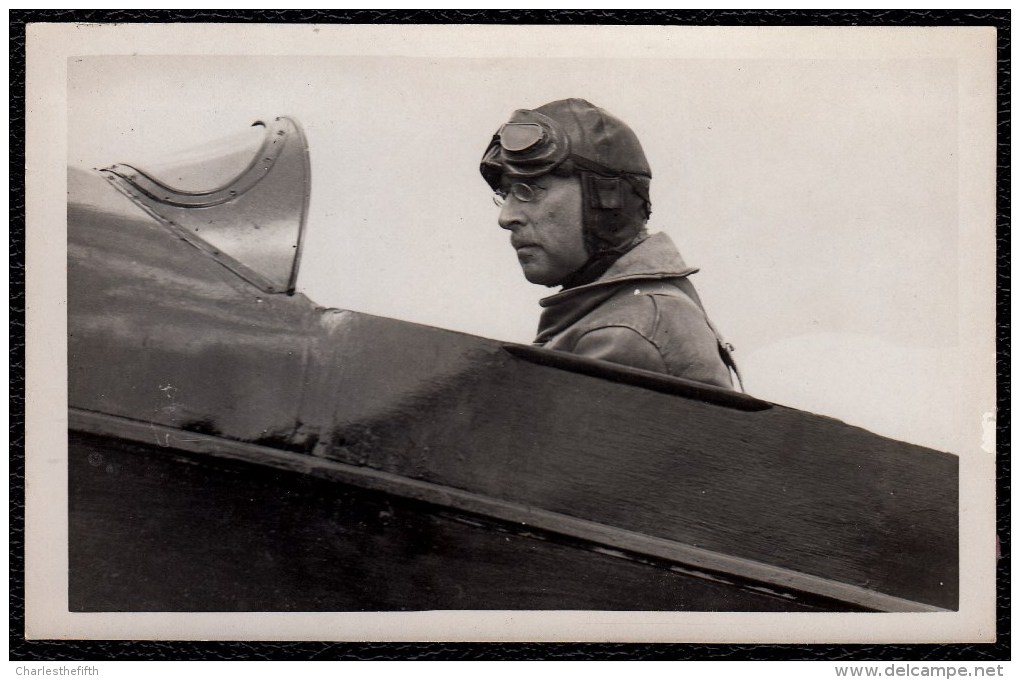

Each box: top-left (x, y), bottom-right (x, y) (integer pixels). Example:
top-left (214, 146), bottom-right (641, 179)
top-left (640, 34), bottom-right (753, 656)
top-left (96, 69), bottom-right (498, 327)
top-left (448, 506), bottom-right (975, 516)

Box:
top-left (128, 125), bottom-right (268, 193)
top-left (101, 116), bottom-right (311, 295)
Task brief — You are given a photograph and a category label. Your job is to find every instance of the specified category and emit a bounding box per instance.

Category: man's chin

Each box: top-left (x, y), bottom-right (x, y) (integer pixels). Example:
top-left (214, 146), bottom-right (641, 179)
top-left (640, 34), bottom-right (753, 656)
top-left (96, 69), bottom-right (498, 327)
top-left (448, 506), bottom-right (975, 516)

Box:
top-left (520, 265), bottom-right (558, 287)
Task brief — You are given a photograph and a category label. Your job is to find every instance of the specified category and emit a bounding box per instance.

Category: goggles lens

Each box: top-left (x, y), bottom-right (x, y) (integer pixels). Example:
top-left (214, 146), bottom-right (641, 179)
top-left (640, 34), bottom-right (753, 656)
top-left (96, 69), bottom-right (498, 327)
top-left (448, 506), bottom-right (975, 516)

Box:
top-left (498, 123), bottom-right (545, 152)
top-left (492, 182), bottom-right (544, 207)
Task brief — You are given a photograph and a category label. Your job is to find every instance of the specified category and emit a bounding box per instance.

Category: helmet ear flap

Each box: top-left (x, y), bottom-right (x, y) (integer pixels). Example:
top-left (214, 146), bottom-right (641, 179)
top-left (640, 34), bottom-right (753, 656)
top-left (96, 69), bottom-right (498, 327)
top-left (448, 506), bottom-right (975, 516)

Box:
top-left (588, 175), bottom-right (623, 210)
top-left (580, 172), bottom-right (625, 245)
top-left (579, 171), bottom-right (646, 252)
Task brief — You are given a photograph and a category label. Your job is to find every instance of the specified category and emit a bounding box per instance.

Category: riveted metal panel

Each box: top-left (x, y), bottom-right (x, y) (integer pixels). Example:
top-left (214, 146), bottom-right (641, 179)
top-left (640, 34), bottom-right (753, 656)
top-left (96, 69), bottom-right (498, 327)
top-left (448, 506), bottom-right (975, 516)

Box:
top-left (100, 116), bottom-right (311, 295)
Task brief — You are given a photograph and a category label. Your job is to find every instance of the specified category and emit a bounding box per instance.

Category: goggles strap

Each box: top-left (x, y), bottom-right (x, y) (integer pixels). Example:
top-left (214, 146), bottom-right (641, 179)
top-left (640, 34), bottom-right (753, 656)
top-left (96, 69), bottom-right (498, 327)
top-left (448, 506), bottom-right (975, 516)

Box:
top-left (568, 154), bottom-right (650, 202)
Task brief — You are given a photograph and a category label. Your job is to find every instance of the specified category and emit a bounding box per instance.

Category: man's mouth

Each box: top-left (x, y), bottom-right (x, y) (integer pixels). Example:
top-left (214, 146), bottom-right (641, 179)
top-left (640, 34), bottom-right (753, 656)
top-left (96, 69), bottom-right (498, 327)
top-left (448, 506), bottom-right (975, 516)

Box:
top-left (514, 246), bottom-right (541, 265)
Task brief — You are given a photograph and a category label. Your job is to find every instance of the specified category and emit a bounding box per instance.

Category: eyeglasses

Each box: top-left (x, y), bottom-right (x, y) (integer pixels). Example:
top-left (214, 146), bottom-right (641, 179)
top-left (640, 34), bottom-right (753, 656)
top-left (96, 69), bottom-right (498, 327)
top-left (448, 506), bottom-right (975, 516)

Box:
top-left (492, 181), bottom-right (546, 207)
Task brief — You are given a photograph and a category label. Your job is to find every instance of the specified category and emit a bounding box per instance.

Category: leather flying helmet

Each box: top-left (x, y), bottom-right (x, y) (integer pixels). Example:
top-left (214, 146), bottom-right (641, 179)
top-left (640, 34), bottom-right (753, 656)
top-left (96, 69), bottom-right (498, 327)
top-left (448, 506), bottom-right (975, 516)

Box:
top-left (481, 98), bottom-right (652, 256)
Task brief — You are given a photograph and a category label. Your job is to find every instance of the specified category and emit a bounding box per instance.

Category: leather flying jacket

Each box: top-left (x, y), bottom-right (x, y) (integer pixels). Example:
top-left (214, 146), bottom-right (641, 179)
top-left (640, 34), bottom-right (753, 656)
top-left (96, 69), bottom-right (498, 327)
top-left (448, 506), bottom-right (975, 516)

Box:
top-left (535, 232), bottom-right (733, 388)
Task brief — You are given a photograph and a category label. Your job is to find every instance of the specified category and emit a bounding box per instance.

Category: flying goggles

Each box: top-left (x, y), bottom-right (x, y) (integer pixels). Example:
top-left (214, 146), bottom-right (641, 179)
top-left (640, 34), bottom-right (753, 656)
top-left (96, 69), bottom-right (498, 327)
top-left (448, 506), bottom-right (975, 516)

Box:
top-left (481, 109), bottom-right (650, 204)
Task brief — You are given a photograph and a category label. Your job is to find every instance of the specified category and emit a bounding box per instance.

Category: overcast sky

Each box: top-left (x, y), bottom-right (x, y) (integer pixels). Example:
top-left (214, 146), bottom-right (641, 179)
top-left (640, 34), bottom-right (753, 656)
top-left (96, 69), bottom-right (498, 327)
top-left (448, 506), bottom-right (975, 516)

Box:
top-left (63, 27), bottom-right (995, 455)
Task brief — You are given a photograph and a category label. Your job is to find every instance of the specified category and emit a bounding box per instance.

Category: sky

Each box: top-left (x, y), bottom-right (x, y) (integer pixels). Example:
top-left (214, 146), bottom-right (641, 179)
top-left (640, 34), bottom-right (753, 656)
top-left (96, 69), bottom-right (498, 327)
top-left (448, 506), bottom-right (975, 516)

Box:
top-left (62, 27), bottom-right (996, 455)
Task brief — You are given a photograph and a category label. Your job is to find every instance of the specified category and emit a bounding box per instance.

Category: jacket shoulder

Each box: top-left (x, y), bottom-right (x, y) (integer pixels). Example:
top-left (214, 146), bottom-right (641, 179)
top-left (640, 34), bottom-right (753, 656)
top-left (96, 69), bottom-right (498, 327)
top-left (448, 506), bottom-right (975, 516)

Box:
top-left (565, 280), bottom-right (732, 387)
top-left (580, 280), bottom-right (703, 337)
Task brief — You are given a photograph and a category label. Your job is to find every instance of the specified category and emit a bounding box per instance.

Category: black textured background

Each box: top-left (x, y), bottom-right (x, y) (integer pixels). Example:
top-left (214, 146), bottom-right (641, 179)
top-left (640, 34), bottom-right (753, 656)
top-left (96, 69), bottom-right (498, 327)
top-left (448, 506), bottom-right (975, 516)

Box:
top-left (9, 9), bottom-right (1010, 662)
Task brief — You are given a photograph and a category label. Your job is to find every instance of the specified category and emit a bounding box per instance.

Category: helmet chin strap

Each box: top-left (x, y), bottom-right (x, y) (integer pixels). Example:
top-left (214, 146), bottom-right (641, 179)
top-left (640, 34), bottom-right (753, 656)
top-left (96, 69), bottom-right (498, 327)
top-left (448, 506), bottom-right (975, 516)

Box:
top-left (558, 232), bottom-right (648, 290)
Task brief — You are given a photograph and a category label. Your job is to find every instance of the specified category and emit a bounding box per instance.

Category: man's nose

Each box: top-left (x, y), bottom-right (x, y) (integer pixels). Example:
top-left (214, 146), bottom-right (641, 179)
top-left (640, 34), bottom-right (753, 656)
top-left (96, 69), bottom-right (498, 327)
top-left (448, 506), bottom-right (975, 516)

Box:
top-left (497, 198), bottom-right (525, 231)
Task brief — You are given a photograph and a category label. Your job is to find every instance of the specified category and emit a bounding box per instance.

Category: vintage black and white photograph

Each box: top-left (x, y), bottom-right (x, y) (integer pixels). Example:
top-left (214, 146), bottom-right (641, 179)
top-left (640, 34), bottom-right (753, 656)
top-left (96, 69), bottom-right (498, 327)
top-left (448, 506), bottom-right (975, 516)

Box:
top-left (25, 23), bottom-right (996, 642)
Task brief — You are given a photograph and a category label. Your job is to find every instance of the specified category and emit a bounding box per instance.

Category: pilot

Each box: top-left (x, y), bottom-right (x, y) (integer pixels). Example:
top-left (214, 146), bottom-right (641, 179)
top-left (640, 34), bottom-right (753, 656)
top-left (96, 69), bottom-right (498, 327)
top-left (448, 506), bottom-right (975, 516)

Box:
top-left (480, 98), bottom-right (738, 389)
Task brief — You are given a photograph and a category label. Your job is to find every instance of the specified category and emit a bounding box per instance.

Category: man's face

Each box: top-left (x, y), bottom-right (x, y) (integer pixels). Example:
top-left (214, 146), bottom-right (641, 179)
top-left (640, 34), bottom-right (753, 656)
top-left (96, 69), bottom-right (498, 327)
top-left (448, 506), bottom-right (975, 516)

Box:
top-left (497, 174), bottom-right (588, 286)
